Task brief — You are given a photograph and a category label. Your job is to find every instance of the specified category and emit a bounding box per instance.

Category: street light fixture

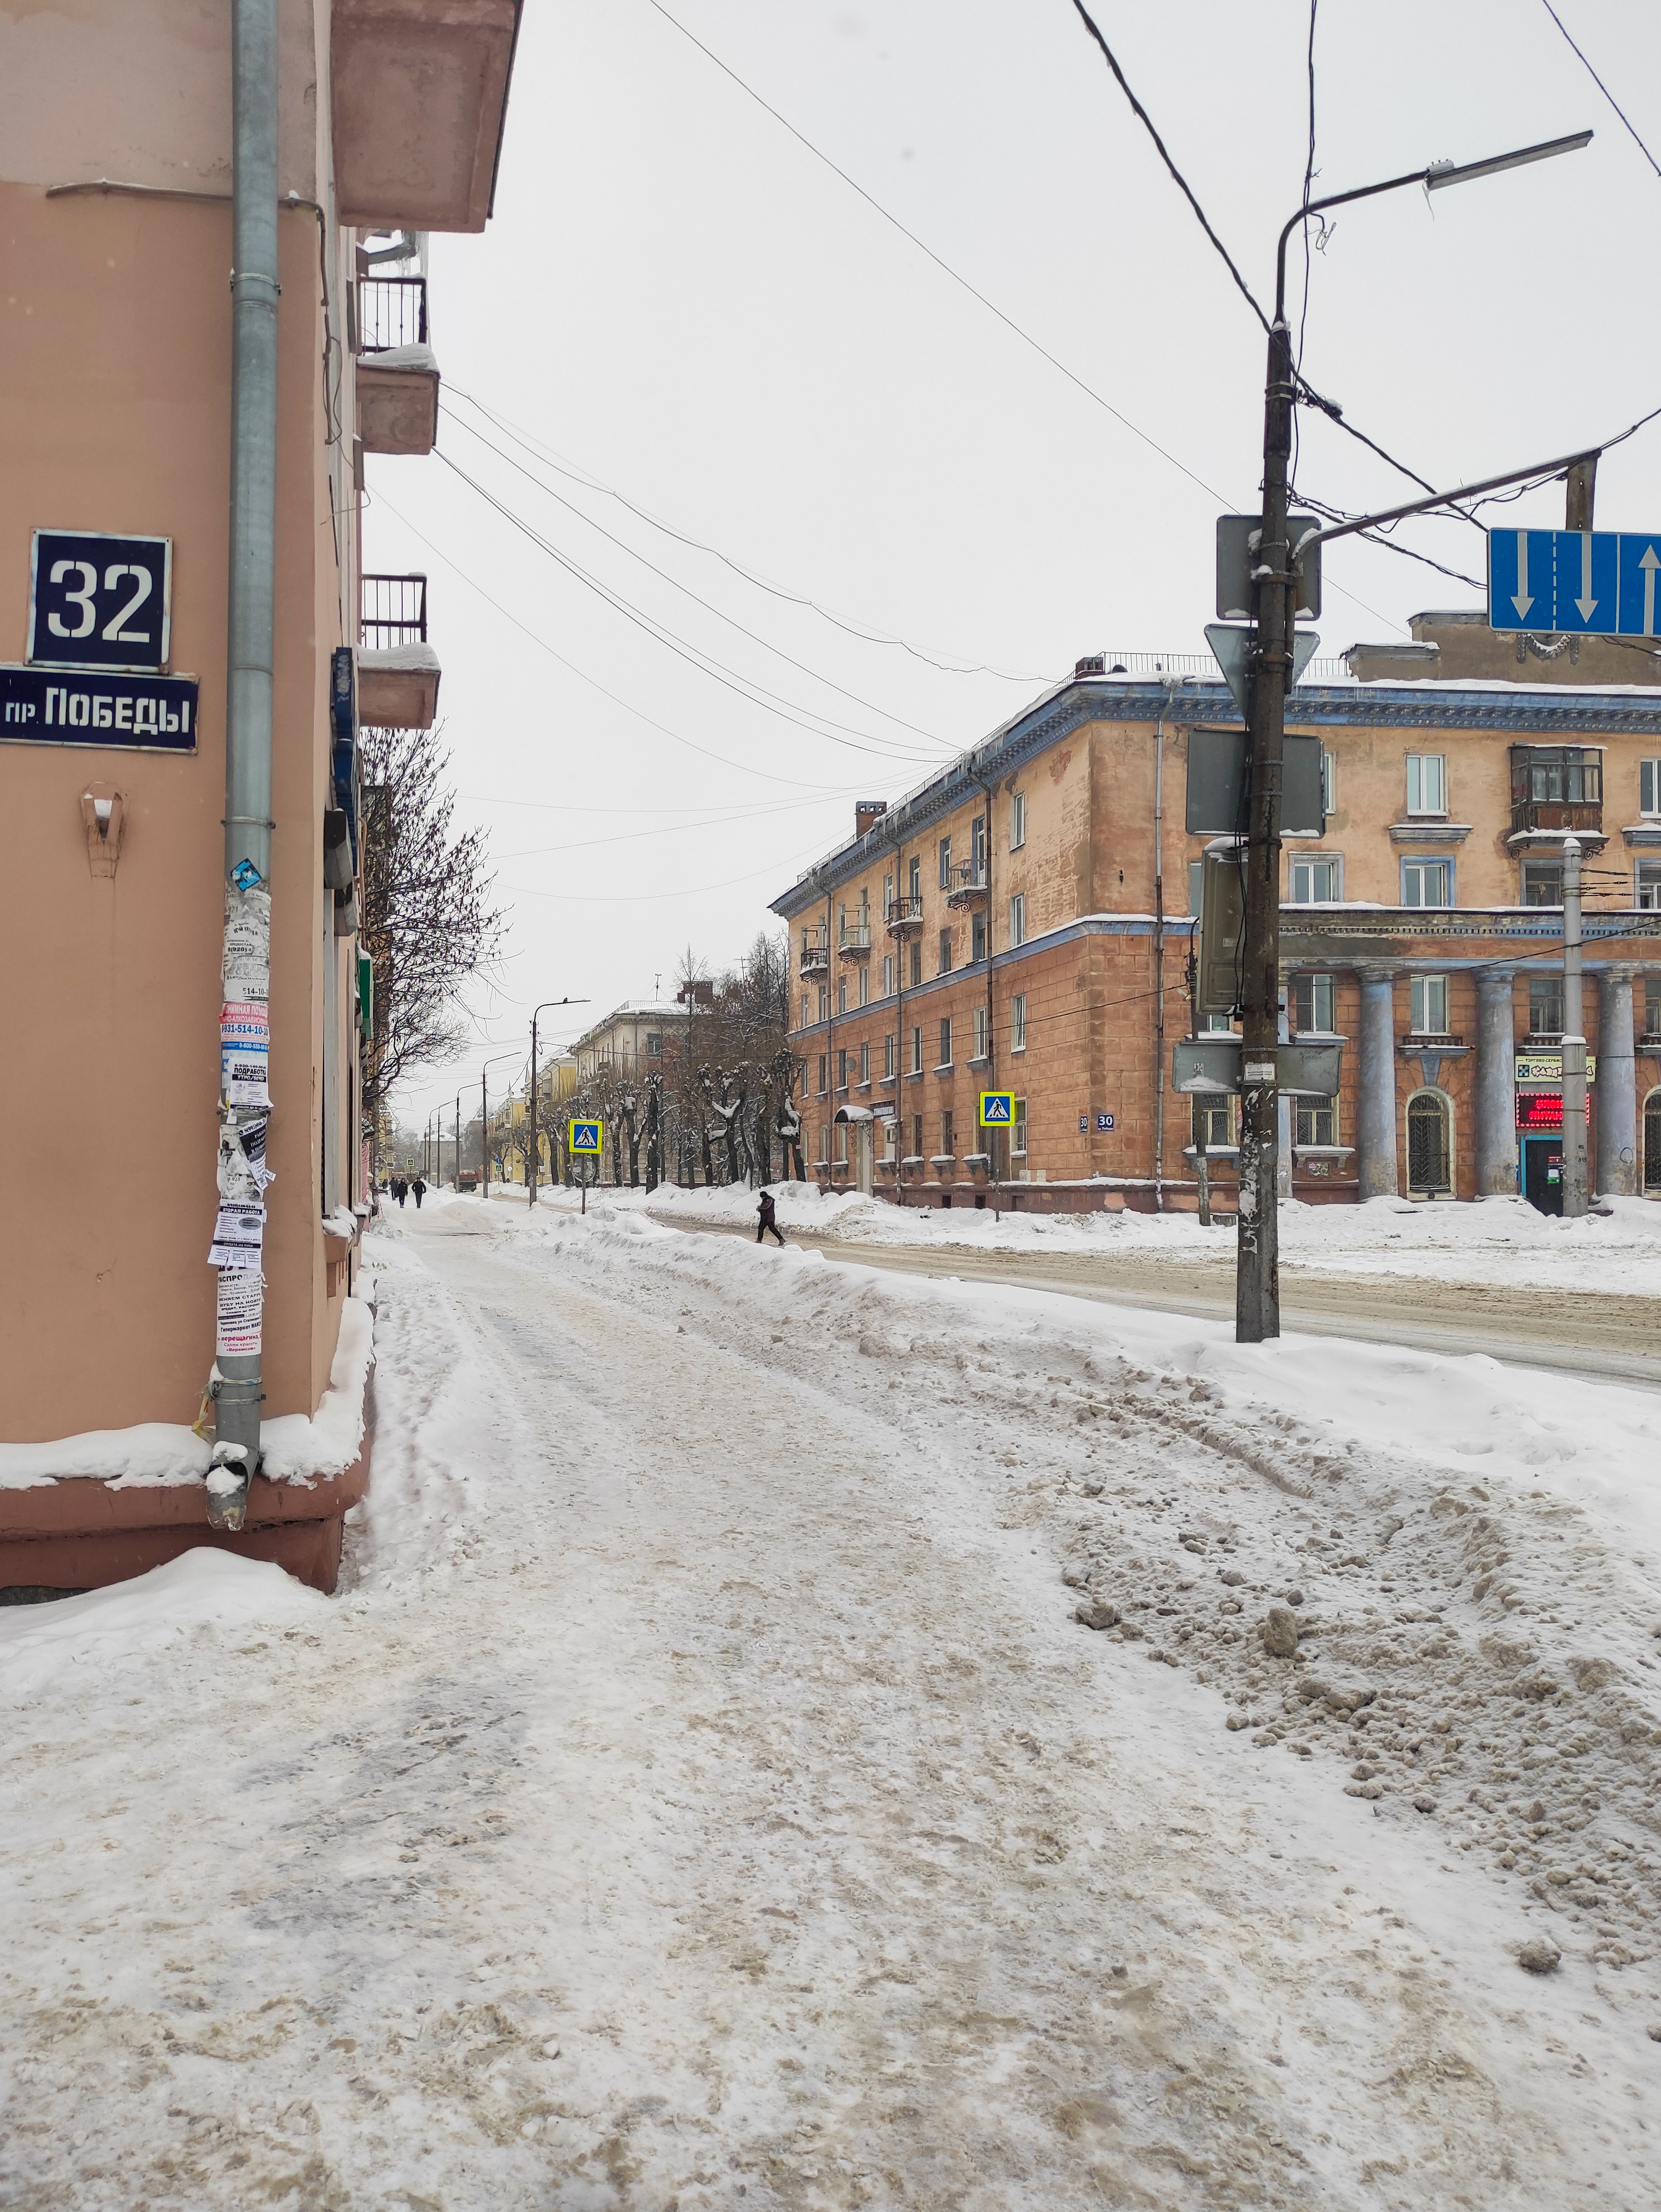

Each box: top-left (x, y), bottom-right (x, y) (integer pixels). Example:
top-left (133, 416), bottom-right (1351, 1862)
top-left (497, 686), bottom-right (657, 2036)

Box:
top-left (1237, 126), bottom-right (1592, 1345)
top-left (526, 997), bottom-right (590, 1205)
top-left (479, 1051), bottom-right (520, 1201)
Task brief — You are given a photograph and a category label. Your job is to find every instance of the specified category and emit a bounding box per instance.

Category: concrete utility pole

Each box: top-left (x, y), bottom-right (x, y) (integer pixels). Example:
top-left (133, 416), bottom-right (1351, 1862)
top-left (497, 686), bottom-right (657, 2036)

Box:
top-left (1236, 127), bottom-right (1593, 1341)
top-left (527, 997), bottom-right (587, 1205)
top-left (1561, 836), bottom-right (1588, 1217)
top-left (480, 1051), bottom-right (518, 1201)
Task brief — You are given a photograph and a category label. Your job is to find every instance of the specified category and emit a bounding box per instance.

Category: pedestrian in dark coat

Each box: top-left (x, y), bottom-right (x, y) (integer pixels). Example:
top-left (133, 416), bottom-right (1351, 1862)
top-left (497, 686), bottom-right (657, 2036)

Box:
top-left (411, 1177), bottom-right (427, 1209)
top-left (756, 1190), bottom-right (786, 1246)
top-left (393, 1177), bottom-right (408, 1207)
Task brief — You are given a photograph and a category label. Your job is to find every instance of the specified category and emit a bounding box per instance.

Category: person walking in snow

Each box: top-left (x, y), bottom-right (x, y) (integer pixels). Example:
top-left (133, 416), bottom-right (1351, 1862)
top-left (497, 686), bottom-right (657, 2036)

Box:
top-left (411, 1176), bottom-right (426, 1209)
top-left (393, 1176), bottom-right (408, 1207)
top-left (756, 1189), bottom-right (786, 1246)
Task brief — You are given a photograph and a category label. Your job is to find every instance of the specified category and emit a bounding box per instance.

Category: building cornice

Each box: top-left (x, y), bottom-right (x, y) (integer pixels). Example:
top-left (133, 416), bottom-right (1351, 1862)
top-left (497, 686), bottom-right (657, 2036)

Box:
top-left (768, 675), bottom-right (1661, 918)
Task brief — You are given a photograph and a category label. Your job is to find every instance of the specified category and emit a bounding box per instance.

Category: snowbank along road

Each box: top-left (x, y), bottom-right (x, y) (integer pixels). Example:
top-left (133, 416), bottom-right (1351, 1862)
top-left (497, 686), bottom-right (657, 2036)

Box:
top-left (2, 1194), bottom-right (1660, 2209)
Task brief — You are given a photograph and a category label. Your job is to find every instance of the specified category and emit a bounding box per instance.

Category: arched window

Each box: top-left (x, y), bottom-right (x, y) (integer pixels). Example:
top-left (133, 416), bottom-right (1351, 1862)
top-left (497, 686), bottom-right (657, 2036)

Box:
top-left (1645, 1087), bottom-right (1661, 1193)
top-left (1406, 1089), bottom-right (1453, 1196)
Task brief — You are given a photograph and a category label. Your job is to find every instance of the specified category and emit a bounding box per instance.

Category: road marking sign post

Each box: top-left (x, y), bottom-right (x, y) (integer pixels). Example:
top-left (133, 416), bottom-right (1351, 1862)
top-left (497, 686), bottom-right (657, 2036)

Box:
top-left (1488, 529), bottom-right (1661, 636)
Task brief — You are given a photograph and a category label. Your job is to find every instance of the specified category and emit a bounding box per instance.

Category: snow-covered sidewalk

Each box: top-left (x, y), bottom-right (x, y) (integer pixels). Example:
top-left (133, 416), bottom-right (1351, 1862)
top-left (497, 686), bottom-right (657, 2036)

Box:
top-left (2, 1200), bottom-right (1658, 2207)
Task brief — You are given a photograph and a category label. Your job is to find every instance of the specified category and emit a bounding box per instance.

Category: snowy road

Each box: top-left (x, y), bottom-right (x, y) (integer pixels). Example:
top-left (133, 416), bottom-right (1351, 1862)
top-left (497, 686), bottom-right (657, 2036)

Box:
top-left (3, 1200), bottom-right (1660, 2209)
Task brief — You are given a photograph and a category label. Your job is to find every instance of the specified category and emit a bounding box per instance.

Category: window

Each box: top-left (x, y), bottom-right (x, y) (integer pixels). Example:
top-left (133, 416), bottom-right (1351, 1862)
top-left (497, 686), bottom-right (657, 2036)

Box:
top-left (1513, 746), bottom-right (1602, 805)
top-left (1010, 790), bottom-right (1027, 849)
top-left (800, 994), bottom-right (809, 1029)
top-left (1009, 892), bottom-right (1026, 947)
top-left (837, 977), bottom-right (848, 1014)
top-left (1646, 1089), bottom-right (1661, 1189)
top-left (1522, 863), bottom-right (1563, 907)
top-left (1406, 1093), bottom-right (1452, 1193)
top-left (910, 1025), bottom-right (923, 1074)
top-left (1194, 1097), bottom-right (1232, 1150)
top-left (1012, 1097), bottom-right (1028, 1156)
top-left (834, 1121), bottom-right (848, 1164)
top-left (882, 1117), bottom-right (897, 1159)
top-left (1321, 747), bottom-right (1336, 818)
top-left (940, 1109), bottom-right (955, 1158)
top-left (884, 1033), bottom-right (896, 1079)
top-left (910, 1113), bottom-right (924, 1161)
top-left (1642, 760), bottom-right (1661, 817)
top-left (836, 1049), bottom-right (848, 1092)
top-left (1202, 1012), bottom-right (1235, 1034)
top-left (817, 1125), bottom-right (829, 1167)
top-left (817, 1053), bottom-right (827, 1096)
top-left (858, 965), bottom-right (869, 1007)
top-left (797, 1059), bottom-right (808, 1096)
top-left (1011, 993), bottom-right (1027, 1051)
top-left (818, 985), bottom-right (830, 1022)
top-left (1402, 858), bottom-right (1451, 908)
top-left (938, 836), bottom-right (952, 890)
top-left (883, 870), bottom-right (894, 910)
top-left (1289, 855), bottom-right (1340, 903)
top-left (1409, 975), bottom-right (1449, 1035)
top-left (1295, 1095), bottom-right (1336, 1147)
top-left (938, 1016), bottom-right (952, 1067)
top-left (1290, 973), bottom-right (1335, 1033)
top-left (1648, 983), bottom-right (1661, 1038)
top-left (939, 927), bottom-right (952, 976)
top-left (881, 954), bottom-right (895, 996)
top-left (1187, 859), bottom-right (1204, 915)
top-left (645, 1032), bottom-right (662, 1057)
top-left (973, 1005), bottom-right (988, 1060)
top-left (1636, 861), bottom-right (1661, 910)
top-left (971, 816), bottom-right (987, 875)
top-left (908, 855), bottom-right (921, 901)
top-left (908, 940), bottom-right (922, 987)
top-left (1529, 976), bottom-right (1563, 1037)
top-left (1405, 753), bottom-right (1447, 815)
top-left (859, 1040), bottom-right (870, 1084)
top-left (971, 910), bottom-right (987, 962)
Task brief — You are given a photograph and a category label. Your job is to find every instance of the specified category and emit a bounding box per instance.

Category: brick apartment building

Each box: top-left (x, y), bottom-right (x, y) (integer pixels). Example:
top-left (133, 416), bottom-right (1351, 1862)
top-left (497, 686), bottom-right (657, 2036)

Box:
top-left (770, 617), bottom-right (1661, 1213)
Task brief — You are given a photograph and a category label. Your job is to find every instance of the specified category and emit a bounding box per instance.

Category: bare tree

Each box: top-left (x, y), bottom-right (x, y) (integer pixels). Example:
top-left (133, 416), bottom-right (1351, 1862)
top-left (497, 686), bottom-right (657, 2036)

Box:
top-left (358, 722), bottom-right (505, 1142)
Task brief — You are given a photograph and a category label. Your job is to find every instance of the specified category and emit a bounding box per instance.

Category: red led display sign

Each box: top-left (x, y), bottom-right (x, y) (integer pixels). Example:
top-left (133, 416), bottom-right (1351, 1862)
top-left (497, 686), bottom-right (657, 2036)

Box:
top-left (1515, 1092), bottom-right (1590, 1130)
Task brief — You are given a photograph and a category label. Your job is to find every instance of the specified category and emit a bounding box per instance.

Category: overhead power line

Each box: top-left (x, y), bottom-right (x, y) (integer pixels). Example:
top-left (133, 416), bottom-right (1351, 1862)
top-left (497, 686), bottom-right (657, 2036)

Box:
top-left (1539, 0), bottom-right (1661, 180)
top-left (446, 384), bottom-right (1049, 682)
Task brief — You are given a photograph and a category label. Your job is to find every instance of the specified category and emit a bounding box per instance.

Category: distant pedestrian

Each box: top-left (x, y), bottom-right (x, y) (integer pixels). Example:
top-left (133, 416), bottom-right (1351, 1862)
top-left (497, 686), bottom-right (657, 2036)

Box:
top-left (393, 1177), bottom-right (408, 1207)
top-left (756, 1190), bottom-right (786, 1246)
top-left (411, 1177), bottom-right (426, 1209)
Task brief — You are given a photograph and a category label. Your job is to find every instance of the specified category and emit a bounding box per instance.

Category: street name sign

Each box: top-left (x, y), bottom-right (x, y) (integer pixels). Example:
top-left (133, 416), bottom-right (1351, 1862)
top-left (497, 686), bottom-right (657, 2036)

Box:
top-left (979, 1092), bottom-right (1013, 1128)
top-left (0, 663), bottom-right (198, 752)
top-left (1487, 528), bottom-right (1661, 636)
top-left (568, 1118), bottom-right (603, 1155)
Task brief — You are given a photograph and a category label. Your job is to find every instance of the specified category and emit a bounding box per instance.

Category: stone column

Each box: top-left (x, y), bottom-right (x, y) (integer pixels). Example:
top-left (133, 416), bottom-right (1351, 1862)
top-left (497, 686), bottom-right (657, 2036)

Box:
top-left (1595, 965), bottom-right (1638, 1197)
top-left (1356, 967), bottom-right (1399, 1199)
top-left (1475, 970), bottom-right (1519, 1197)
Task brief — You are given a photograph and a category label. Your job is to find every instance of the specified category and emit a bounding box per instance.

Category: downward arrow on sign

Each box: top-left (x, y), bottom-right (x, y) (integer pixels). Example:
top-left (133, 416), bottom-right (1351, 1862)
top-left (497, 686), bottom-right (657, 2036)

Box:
top-left (1511, 531), bottom-right (1533, 621)
top-left (1576, 532), bottom-right (1598, 624)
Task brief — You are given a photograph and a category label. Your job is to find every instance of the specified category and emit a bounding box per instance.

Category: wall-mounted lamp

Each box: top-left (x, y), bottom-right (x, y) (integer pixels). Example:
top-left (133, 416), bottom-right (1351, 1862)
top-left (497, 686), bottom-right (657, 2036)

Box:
top-left (80, 785), bottom-right (125, 878)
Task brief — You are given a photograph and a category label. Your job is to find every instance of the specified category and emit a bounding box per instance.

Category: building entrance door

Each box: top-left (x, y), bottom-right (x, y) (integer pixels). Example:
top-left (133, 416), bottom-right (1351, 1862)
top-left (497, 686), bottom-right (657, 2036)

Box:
top-left (1522, 1136), bottom-right (1563, 1216)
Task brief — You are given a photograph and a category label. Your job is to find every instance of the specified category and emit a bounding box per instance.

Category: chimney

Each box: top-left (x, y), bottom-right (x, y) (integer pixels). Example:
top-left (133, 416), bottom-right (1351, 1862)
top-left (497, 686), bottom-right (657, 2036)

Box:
top-left (1074, 653), bottom-right (1106, 678)
top-left (855, 800), bottom-right (887, 839)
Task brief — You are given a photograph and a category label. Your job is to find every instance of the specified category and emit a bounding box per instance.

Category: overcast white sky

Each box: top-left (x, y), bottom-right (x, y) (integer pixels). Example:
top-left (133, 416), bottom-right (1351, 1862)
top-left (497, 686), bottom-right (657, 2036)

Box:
top-left (370, 0), bottom-right (1661, 1135)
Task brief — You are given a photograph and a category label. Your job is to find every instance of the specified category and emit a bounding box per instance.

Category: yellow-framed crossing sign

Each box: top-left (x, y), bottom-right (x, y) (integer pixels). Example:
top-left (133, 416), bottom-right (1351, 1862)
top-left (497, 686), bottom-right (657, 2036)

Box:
top-left (568, 1118), bottom-right (603, 1156)
top-left (979, 1091), bottom-right (1014, 1128)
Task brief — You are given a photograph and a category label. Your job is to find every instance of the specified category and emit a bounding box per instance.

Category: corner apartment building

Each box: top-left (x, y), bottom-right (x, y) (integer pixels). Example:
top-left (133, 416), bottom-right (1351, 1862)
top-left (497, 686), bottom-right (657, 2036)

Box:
top-left (0, 1), bottom-right (518, 1592)
top-left (770, 617), bottom-right (1661, 1212)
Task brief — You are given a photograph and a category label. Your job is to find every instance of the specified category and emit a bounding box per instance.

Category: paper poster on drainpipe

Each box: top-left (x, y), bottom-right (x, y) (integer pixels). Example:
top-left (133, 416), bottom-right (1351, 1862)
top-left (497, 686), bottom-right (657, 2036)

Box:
top-left (208, 1204), bottom-right (265, 1268)
top-left (214, 1267), bottom-right (263, 1357)
top-left (222, 887), bottom-right (271, 999)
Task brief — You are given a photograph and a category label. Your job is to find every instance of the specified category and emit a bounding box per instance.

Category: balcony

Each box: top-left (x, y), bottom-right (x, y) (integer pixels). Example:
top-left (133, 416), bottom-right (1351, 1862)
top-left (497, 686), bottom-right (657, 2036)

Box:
top-left (358, 574), bottom-right (440, 728)
top-left (799, 929), bottom-right (830, 981)
top-left (1508, 746), bottom-right (1605, 848)
top-left (1509, 798), bottom-right (1605, 841)
top-left (945, 862), bottom-right (989, 909)
top-left (838, 920), bottom-right (873, 961)
top-left (356, 275), bottom-right (438, 455)
top-left (886, 896), bottom-right (924, 937)
top-left (331, 0), bottom-right (521, 234)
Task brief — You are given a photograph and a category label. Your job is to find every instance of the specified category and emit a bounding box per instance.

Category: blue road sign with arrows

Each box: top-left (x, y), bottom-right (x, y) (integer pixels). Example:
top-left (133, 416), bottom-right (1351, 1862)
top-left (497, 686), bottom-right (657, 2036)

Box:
top-left (1488, 529), bottom-right (1661, 637)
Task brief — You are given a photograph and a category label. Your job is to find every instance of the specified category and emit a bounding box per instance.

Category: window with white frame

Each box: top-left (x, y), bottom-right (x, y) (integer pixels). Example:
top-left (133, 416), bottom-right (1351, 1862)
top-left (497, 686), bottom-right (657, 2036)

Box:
top-left (1009, 892), bottom-right (1027, 946)
top-left (817, 1054), bottom-right (828, 1095)
top-left (1405, 753), bottom-right (1447, 815)
top-left (1010, 993), bottom-right (1027, 1051)
top-left (836, 1048), bottom-right (848, 1092)
top-left (1194, 1096), bottom-right (1232, 1149)
top-left (938, 836), bottom-right (952, 890)
top-left (881, 953), bottom-right (894, 996)
top-left (817, 1124), bottom-right (829, 1166)
top-left (859, 1040), bottom-right (870, 1084)
top-left (858, 965), bottom-right (869, 1007)
top-left (834, 1120), bottom-right (848, 1164)
top-left (1321, 747), bottom-right (1336, 818)
top-left (1012, 1097), bottom-right (1028, 1155)
top-left (1010, 790), bottom-right (1027, 849)
top-left (800, 994), bottom-right (809, 1029)
top-left (1291, 973), bottom-right (1335, 1032)
top-left (818, 986), bottom-right (829, 1022)
top-left (1289, 855), bottom-right (1341, 903)
top-left (884, 1033), bottom-right (896, 1079)
top-left (1641, 759), bottom-right (1661, 816)
top-left (938, 1016), bottom-right (952, 1067)
top-left (972, 1005), bottom-right (988, 1059)
top-left (837, 976), bottom-right (848, 1014)
top-left (909, 1024), bottom-right (923, 1073)
top-left (1402, 857), bottom-right (1451, 908)
top-left (1202, 1012), bottom-right (1236, 1033)
top-left (1636, 861), bottom-right (1661, 910)
top-left (1409, 974), bottom-right (1449, 1035)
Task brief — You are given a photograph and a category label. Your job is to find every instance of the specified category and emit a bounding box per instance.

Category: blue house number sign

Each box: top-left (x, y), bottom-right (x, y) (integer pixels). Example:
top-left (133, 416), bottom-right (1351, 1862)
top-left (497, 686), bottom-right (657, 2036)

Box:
top-left (29, 530), bottom-right (172, 674)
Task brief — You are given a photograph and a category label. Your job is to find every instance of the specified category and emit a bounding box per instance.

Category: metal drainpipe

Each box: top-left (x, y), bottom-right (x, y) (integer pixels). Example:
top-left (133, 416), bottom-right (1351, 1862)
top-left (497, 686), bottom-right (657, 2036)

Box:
top-left (209, 0), bottom-right (280, 1530)
top-left (891, 833), bottom-right (907, 1205)
top-left (976, 763), bottom-right (997, 1213)
top-left (1151, 683), bottom-right (1180, 1213)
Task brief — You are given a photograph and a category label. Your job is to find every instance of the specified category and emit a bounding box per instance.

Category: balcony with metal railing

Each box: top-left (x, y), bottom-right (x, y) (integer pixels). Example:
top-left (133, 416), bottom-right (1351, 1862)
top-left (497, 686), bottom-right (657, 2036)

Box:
top-left (358, 574), bottom-right (440, 729)
top-left (799, 926), bottom-right (830, 979)
top-left (1507, 746), bottom-right (1605, 846)
top-left (885, 896), bottom-right (924, 936)
top-left (944, 861), bottom-right (988, 909)
top-left (355, 275), bottom-right (438, 455)
top-left (838, 918), bottom-right (873, 960)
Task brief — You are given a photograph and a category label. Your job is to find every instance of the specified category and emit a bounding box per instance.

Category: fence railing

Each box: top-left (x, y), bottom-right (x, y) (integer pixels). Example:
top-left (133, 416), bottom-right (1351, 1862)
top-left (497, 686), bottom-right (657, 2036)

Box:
top-left (357, 275), bottom-right (429, 352)
top-left (360, 573), bottom-right (428, 650)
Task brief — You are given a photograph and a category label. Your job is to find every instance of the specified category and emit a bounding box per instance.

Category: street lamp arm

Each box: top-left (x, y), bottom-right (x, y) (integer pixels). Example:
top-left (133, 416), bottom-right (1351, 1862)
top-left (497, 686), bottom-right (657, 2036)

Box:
top-left (1293, 445), bottom-right (1601, 555)
top-left (1273, 130), bottom-right (1593, 322)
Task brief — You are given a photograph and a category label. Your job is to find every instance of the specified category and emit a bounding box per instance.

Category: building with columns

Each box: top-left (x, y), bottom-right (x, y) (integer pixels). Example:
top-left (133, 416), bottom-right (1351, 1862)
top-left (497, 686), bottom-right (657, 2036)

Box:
top-left (770, 631), bottom-right (1661, 1214)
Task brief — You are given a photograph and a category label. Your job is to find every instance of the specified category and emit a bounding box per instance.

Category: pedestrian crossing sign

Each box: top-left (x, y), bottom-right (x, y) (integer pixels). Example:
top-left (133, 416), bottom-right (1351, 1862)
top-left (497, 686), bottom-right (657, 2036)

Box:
top-left (979, 1091), bottom-right (1014, 1128)
top-left (568, 1118), bottom-right (603, 1155)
